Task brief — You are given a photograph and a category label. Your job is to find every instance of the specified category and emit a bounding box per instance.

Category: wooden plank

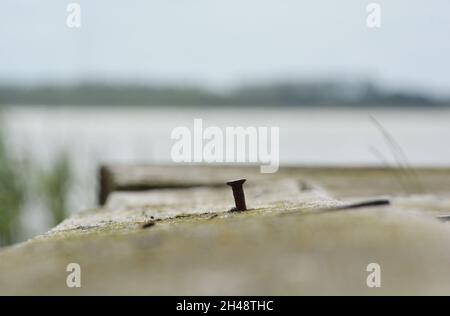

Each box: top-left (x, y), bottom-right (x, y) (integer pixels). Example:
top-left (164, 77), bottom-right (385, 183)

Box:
top-left (1, 165), bottom-right (450, 295)
top-left (98, 164), bottom-right (450, 204)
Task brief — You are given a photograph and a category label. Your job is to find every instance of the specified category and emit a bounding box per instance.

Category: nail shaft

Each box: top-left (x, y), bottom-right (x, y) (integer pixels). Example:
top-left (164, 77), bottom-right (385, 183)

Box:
top-left (226, 179), bottom-right (247, 211)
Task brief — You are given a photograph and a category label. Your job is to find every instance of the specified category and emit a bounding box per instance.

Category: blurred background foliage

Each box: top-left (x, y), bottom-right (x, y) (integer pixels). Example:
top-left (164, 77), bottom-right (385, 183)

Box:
top-left (0, 129), bottom-right (26, 245)
top-left (0, 126), bottom-right (72, 247)
top-left (0, 81), bottom-right (445, 107)
top-left (38, 153), bottom-right (72, 227)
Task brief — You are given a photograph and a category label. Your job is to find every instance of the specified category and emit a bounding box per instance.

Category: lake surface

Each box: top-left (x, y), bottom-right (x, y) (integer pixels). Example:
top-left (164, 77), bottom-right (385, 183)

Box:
top-left (2, 105), bottom-right (450, 211)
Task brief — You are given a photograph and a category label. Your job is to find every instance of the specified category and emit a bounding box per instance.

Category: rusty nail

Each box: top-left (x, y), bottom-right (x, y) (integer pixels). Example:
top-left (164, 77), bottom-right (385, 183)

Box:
top-left (226, 178), bottom-right (247, 211)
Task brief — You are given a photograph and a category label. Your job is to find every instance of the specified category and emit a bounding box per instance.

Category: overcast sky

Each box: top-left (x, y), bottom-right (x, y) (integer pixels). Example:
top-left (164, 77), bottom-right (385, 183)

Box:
top-left (1, 0), bottom-right (449, 97)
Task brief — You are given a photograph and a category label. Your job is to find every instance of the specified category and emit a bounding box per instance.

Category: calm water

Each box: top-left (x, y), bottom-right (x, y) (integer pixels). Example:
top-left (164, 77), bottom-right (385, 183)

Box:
top-left (2, 105), bottom-right (450, 211)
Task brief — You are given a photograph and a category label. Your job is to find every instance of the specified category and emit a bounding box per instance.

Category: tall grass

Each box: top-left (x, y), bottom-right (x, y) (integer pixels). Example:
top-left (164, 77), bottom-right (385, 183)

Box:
top-left (369, 115), bottom-right (424, 193)
top-left (0, 128), bottom-right (73, 247)
top-left (39, 153), bottom-right (72, 226)
top-left (0, 131), bottom-right (26, 245)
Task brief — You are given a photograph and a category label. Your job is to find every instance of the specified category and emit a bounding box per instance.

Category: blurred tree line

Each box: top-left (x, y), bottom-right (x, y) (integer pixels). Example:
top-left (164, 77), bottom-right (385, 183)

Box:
top-left (0, 81), bottom-right (444, 107)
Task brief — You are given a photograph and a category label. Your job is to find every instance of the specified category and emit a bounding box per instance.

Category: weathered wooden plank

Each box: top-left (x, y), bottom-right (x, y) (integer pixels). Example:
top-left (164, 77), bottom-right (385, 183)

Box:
top-left (99, 164), bottom-right (450, 204)
top-left (1, 165), bottom-right (450, 295)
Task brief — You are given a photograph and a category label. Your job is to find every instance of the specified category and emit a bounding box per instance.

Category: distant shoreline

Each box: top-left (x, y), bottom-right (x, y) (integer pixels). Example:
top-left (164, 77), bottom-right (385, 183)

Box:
top-left (1, 81), bottom-right (448, 107)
